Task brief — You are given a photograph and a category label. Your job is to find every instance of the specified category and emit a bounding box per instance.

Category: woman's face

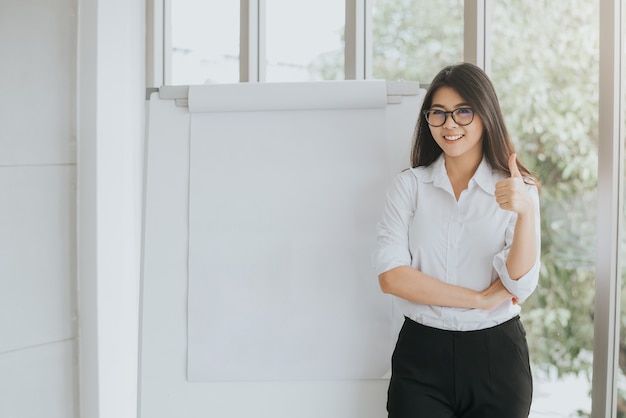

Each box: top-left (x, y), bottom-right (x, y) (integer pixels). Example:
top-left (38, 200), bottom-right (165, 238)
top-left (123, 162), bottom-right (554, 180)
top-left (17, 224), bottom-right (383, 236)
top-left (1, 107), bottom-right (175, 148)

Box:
top-left (428, 86), bottom-right (484, 165)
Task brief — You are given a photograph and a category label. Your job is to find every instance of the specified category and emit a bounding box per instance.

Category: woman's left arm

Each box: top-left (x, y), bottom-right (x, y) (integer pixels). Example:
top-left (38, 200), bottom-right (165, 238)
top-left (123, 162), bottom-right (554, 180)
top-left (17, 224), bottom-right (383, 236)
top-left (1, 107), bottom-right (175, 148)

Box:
top-left (506, 201), bottom-right (537, 280)
top-left (495, 154), bottom-right (539, 280)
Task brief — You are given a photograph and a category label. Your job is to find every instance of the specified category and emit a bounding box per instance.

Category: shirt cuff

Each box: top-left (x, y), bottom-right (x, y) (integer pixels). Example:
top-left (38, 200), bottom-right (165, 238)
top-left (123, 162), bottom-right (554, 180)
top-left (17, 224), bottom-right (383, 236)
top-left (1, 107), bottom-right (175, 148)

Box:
top-left (493, 250), bottom-right (540, 304)
top-left (372, 245), bottom-right (411, 277)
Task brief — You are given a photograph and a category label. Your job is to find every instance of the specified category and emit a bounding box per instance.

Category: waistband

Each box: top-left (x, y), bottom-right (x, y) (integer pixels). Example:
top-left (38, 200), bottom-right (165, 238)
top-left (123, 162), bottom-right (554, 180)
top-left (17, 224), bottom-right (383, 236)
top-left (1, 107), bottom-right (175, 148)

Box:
top-left (403, 314), bottom-right (521, 335)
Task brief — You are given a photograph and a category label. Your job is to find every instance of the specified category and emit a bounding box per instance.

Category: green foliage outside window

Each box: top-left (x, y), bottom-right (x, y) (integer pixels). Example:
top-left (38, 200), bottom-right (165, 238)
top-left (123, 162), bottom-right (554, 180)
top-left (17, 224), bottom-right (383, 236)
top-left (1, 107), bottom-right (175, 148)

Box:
top-left (310, 0), bottom-right (609, 416)
top-left (490, 4), bottom-right (598, 414)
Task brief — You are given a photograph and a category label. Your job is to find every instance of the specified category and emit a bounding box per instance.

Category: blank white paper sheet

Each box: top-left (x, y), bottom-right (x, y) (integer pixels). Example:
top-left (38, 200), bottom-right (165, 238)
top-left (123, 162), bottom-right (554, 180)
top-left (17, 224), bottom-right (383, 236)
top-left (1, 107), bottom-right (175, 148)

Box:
top-left (187, 81), bottom-right (394, 381)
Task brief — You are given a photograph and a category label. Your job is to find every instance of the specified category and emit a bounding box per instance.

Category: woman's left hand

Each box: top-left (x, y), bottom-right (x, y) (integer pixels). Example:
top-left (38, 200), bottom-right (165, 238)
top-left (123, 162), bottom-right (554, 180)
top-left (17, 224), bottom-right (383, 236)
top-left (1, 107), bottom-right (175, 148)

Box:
top-left (495, 154), bottom-right (534, 216)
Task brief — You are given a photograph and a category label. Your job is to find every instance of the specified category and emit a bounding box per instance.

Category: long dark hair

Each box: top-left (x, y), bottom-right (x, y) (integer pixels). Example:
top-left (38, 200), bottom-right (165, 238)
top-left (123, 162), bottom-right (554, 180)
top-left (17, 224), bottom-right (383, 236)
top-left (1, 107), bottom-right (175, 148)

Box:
top-left (411, 62), bottom-right (536, 182)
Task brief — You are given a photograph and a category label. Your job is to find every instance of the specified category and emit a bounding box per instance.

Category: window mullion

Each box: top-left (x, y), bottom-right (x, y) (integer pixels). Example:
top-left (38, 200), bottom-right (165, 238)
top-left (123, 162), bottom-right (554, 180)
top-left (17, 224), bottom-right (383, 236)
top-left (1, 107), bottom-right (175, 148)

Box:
top-left (364, 0), bottom-right (372, 79)
top-left (146, 0), bottom-right (165, 87)
top-left (463, 0), bottom-right (491, 74)
top-left (593, 1), bottom-right (623, 417)
top-left (345, 0), bottom-right (366, 80)
top-left (240, 0), bottom-right (264, 82)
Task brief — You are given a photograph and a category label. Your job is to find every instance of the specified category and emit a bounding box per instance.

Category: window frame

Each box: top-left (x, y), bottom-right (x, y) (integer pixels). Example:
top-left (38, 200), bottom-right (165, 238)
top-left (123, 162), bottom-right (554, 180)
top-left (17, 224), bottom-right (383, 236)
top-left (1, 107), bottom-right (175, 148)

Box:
top-left (593, 1), bottom-right (623, 416)
top-left (149, 0), bottom-right (491, 84)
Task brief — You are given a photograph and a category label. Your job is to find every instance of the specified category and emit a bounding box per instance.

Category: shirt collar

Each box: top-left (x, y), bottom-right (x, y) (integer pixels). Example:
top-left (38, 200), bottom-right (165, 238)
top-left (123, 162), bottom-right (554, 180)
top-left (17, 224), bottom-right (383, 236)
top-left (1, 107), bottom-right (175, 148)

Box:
top-left (471, 157), bottom-right (499, 196)
top-left (412, 154), bottom-right (500, 196)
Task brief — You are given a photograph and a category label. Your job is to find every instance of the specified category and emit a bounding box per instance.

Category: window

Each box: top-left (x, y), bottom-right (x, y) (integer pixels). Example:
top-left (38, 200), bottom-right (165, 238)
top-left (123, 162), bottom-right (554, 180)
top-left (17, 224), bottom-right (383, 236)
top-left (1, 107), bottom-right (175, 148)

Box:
top-left (169, 0), bottom-right (240, 84)
top-left (265, 0), bottom-right (345, 81)
top-left (491, 1), bottom-right (599, 416)
top-left (166, 0), bottom-right (344, 84)
top-left (370, 0), bottom-right (464, 84)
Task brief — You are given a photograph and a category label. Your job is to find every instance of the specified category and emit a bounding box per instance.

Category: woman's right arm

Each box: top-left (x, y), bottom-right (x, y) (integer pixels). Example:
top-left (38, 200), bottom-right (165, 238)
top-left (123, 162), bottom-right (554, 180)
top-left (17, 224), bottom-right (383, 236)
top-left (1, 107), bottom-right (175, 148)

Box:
top-left (379, 266), bottom-right (515, 310)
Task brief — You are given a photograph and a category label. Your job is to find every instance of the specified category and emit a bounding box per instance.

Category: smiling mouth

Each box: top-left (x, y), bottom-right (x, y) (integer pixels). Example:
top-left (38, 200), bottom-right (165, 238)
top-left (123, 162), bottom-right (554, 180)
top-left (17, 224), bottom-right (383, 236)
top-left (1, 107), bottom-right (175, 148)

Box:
top-left (444, 134), bottom-right (463, 141)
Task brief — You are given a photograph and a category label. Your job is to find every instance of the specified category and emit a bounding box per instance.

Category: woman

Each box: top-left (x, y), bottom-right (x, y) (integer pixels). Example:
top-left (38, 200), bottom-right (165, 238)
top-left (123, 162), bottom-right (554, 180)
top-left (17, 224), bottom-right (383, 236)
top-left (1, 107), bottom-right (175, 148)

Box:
top-left (374, 62), bottom-right (540, 417)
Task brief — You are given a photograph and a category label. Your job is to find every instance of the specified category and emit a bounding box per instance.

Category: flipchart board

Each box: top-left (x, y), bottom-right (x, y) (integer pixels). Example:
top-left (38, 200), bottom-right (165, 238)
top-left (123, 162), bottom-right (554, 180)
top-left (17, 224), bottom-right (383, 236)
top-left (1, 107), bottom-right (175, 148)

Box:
top-left (138, 81), bottom-right (425, 418)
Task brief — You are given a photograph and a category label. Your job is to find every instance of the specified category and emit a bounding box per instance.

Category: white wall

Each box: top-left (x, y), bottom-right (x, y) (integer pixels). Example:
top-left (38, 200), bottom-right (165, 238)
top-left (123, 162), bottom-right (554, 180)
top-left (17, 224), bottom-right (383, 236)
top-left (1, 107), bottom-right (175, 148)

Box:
top-left (0, 1), bottom-right (78, 418)
top-left (0, 1), bottom-right (145, 417)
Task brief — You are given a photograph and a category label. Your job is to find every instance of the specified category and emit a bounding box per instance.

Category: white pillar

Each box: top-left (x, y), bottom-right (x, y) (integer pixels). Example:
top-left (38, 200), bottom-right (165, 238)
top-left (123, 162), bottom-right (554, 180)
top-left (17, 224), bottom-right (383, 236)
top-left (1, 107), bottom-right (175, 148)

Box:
top-left (77, 0), bottom-right (145, 416)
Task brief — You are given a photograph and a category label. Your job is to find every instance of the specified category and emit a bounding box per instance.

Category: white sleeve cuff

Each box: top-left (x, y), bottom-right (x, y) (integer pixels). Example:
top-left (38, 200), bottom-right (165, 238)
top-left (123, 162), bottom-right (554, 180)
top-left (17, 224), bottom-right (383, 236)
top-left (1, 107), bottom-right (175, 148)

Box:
top-left (493, 250), bottom-right (540, 304)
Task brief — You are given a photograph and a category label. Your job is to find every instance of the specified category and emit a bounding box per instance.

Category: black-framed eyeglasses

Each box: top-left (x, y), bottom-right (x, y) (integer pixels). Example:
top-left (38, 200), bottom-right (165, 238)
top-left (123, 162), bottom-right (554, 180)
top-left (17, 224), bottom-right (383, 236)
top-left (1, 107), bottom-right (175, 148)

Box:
top-left (423, 108), bottom-right (475, 127)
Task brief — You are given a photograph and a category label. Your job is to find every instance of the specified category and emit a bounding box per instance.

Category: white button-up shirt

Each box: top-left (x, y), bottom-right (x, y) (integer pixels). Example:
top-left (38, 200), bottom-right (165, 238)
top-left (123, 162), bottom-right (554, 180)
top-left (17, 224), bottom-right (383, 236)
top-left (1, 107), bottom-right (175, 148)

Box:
top-left (373, 154), bottom-right (541, 331)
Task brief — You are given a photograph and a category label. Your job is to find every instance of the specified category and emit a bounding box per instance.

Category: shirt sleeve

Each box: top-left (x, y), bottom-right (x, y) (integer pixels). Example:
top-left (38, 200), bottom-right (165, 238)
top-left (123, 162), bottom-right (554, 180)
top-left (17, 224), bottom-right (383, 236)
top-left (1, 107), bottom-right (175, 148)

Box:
top-left (372, 171), bottom-right (416, 276)
top-left (492, 183), bottom-right (541, 303)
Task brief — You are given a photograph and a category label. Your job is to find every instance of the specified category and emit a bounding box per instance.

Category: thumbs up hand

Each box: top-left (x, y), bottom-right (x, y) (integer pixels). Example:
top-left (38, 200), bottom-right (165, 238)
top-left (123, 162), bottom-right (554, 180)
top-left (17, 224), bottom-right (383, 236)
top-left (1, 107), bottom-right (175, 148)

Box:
top-left (495, 154), bottom-right (533, 216)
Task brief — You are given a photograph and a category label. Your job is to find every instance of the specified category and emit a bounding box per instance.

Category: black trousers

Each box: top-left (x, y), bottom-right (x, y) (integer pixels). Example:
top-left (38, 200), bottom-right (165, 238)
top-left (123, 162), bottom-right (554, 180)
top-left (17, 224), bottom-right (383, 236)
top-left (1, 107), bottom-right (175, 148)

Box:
top-left (387, 316), bottom-right (533, 418)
